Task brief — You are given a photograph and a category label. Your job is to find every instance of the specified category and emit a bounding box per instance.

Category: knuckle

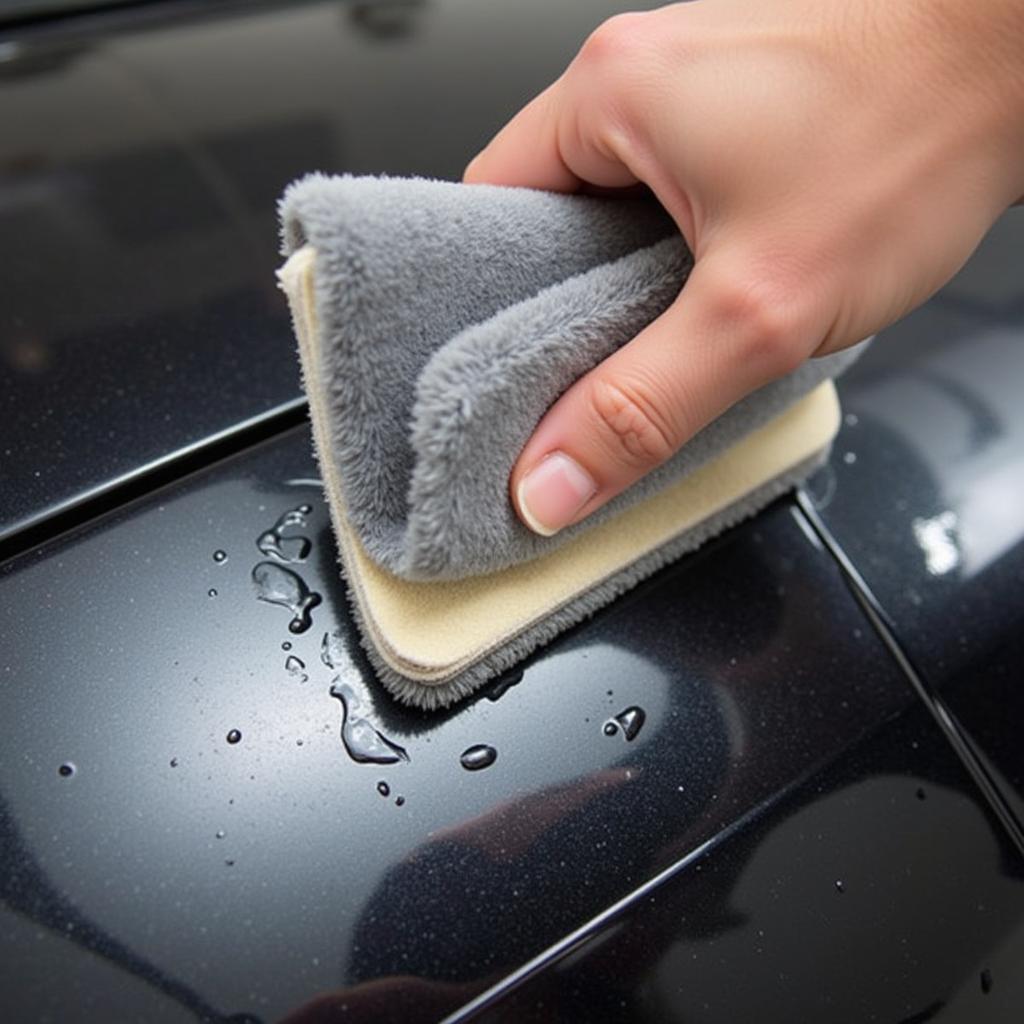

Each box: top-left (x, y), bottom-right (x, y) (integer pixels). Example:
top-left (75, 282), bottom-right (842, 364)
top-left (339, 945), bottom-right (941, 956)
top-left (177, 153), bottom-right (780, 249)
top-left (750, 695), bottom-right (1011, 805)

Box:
top-left (578, 12), bottom-right (649, 67)
top-left (707, 274), bottom-right (808, 377)
top-left (587, 375), bottom-right (680, 469)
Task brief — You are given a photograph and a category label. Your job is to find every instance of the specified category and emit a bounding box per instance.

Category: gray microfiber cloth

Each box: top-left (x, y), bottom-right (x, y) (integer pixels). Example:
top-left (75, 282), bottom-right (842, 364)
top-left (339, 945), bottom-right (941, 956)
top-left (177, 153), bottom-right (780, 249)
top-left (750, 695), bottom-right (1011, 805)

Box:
top-left (278, 174), bottom-right (864, 707)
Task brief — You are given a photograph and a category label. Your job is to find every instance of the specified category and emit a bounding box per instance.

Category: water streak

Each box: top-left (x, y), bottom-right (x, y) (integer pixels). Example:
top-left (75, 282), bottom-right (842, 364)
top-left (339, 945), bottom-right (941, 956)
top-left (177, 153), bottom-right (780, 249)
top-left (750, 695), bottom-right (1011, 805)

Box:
top-left (330, 679), bottom-right (409, 765)
top-left (252, 562), bottom-right (321, 633)
top-left (256, 504), bottom-right (313, 563)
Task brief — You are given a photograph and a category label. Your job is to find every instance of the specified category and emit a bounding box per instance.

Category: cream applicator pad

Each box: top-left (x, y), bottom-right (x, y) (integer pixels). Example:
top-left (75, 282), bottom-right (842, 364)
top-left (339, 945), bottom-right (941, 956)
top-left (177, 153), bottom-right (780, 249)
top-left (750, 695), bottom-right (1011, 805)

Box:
top-left (279, 241), bottom-right (843, 709)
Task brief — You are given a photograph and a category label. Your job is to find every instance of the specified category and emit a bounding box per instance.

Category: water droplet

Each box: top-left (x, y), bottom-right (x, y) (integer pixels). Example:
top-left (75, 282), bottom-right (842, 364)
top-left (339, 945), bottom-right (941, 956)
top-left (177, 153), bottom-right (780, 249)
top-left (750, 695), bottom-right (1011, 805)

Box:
top-left (486, 667), bottom-right (524, 702)
top-left (208, 588), bottom-right (218, 598)
top-left (252, 562), bottom-right (321, 634)
top-left (256, 531), bottom-right (309, 564)
top-left (394, 796), bottom-right (405, 807)
top-left (170, 757), bottom-right (179, 768)
top-left (844, 412), bottom-right (859, 427)
top-left (981, 968), bottom-right (993, 994)
top-left (321, 630), bottom-right (344, 669)
top-left (603, 722), bottom-right (619, 737)
top-left (377, 781), bottom-right (390, 797)
top-left (460, 744), bottom-right (497, 772)
top-left (606, 706), bottom-right (645, 742)
top-left (834, 880), bottom-right (845, 893)
top-left (57, 762), bottom-right (75, 778)
top-left (281, 641), bottom-right (292, 651)
top-left (916, 787), bottom-right (927, 800)
top-left (215, 829), bottom-right (226, 839)
top-left (256, 505), bottom-right (312, 563)
top-left (330, 680), bottom-right (409, 765)
top-left (226, 729), bottom-right (242, 745)
top-left (843, 451), bottom-right (857, 465)
top-left (213, 550), bottom-right (227, 563)
top-left (285, 655), bottom-right (307, 677)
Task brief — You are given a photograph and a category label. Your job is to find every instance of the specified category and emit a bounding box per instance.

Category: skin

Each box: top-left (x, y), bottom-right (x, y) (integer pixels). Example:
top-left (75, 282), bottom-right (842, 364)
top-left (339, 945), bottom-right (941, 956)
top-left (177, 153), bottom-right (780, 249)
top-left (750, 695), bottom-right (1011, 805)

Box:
top-left (463, 0), bottom-right (1024, 536)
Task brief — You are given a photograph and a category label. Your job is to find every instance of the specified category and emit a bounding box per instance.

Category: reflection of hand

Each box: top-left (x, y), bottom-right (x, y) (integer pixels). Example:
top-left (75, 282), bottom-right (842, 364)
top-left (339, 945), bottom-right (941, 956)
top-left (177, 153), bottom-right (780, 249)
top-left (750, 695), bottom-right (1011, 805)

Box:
top-left (279, 770), bottom-right (638, 1022)
top-left (430, 768), bottom-right (635, 863)
top-left (278, 974), bottom-right (480, 1024)
top-left (465, 0), bottom-right (1024, 537)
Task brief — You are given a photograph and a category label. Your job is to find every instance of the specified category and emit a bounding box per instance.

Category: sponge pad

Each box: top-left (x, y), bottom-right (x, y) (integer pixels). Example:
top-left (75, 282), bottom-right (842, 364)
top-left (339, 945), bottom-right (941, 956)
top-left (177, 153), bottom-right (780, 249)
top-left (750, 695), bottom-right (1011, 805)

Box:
top-left (278, 175), bottom-right (859, 707)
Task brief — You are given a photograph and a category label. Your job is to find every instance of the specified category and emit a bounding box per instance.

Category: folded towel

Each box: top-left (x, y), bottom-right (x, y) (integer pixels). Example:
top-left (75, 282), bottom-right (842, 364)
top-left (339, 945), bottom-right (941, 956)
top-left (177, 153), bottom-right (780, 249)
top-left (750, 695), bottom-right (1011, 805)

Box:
top-left (278, 175), bottom-right (863, 706)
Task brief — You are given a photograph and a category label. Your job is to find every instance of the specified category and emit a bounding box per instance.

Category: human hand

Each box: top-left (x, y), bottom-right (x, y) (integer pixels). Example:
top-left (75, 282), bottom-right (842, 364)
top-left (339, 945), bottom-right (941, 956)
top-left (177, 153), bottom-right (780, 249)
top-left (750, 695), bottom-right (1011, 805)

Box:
top-left (465, 0), bottom-right (1024, 535)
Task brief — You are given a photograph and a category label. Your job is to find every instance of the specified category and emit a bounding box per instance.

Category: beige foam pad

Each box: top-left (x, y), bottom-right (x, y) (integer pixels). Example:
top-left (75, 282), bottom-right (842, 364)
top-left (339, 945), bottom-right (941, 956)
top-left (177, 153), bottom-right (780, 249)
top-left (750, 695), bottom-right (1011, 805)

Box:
top-left (280, 246), bottom-right (840, 687)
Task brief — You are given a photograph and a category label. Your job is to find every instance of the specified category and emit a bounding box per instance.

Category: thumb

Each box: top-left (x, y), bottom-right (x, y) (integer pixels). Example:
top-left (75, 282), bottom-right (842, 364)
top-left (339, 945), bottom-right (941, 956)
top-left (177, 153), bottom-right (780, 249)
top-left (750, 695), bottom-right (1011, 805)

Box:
top-left (511, 257), bottom-right (820, 536)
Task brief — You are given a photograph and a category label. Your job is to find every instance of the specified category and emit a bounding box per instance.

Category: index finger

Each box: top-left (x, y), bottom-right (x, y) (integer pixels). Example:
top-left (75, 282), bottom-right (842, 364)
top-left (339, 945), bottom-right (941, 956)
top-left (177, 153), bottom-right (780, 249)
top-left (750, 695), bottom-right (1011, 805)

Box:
top-left (463, 83), bottom-right (581, 191)
top-left (463, 79), bottom-right (640, 193)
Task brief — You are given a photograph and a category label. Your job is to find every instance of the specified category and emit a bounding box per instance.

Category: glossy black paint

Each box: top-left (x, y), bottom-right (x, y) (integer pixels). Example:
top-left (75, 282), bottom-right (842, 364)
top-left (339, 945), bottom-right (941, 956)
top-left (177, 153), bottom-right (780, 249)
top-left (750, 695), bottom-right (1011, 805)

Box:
top-left (0, 420), bottom-right (959, 1023)
top-left (0, 0), bottom-right (138, 25)
top-left (3, 1), bottom-right (1024, 1021)
top-left (816, 207), bottom-right (1024, 827)
top-left (0, 0), bottom-right (650, 544)
top-left (465, 700), bottom-right (1024, 1024)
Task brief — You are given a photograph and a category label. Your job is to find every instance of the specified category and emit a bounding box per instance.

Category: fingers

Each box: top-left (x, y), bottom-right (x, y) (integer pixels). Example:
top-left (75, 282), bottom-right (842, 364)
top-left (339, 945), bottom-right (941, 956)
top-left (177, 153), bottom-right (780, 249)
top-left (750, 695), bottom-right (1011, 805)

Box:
top-left (463, 11), bottom-right (828, 535)
top-left (463, 35), bottom-right (644, 192)
top-left (511, 257), bottom-right (822, 535)
top-left (463, 85), bottom-right (582, 192)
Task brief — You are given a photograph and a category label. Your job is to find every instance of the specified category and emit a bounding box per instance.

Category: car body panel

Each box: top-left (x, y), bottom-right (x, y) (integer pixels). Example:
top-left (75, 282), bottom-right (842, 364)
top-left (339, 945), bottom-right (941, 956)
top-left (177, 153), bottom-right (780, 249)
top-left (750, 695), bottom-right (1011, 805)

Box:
top-left (2, 2), bottom-right (1023, 1022)
top-left (465, 697), bottom-right (1024, 1023)
top-left (0, 421), bottom-right (964, 1022)
top-left (815, 209), bottom-right (1024, 825)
